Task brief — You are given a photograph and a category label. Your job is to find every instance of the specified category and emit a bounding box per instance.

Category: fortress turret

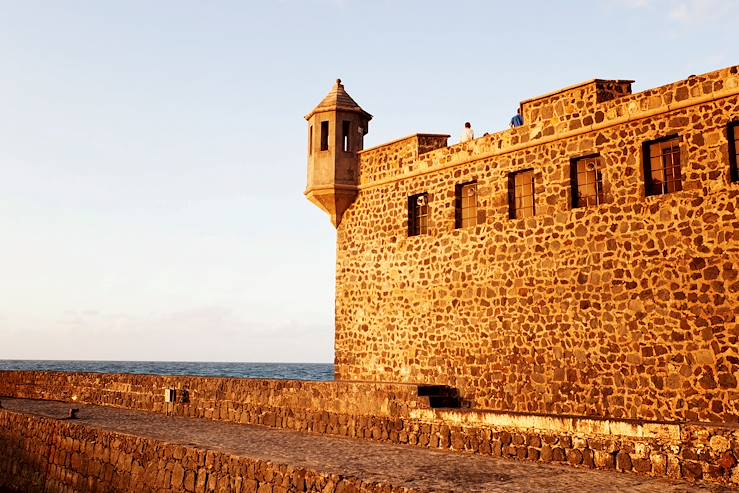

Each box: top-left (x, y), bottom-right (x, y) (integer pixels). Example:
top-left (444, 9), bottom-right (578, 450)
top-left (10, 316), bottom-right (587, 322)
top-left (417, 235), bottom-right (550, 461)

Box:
top-left (305, 79), bottom-right (372, 227)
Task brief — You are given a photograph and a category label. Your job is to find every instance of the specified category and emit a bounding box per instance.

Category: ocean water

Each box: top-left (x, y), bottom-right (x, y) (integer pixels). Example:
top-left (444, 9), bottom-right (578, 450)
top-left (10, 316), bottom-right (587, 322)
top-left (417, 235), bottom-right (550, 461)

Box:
top-left (0, 360), bottom-right (334, 381)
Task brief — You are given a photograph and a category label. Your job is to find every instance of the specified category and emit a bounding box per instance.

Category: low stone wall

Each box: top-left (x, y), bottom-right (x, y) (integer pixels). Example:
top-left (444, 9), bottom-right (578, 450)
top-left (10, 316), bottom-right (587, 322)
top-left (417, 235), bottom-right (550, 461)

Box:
top-left (1, 371), bottom-right (738, 487)
top-left (408, 409), bottom-right (739, 485)
top-left (0, 410), bottom-right (409, 493)
top-left (0, 370), bottom-right (429, 419)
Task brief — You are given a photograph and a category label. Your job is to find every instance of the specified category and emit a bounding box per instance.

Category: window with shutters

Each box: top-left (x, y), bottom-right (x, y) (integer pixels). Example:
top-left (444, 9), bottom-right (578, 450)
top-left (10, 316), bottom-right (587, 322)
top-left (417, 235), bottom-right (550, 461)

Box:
top-left (455, 181), bottom-right (478, 228)
top-left (729, 122), bottom-right (739, 183)
top-left (408, 193), bottom-right (429, 236)
top-left (643, 136), bottom-right (682, 196)
top-left (571, 155), bottom-right (604, 208)
top-left (508, 170), bottom-right (535, 219)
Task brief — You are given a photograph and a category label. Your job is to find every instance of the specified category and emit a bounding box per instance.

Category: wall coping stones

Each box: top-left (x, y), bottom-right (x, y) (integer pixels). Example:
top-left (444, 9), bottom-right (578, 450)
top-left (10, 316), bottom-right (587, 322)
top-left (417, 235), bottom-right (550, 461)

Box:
top-left (412, 409), bottom-right (682, 442)
top-left (5, 401), bottom-right (726, 492)
top-left (519, 78), bottom-right (635, 106)
top-left (358, 133), bottom-right (450, 156)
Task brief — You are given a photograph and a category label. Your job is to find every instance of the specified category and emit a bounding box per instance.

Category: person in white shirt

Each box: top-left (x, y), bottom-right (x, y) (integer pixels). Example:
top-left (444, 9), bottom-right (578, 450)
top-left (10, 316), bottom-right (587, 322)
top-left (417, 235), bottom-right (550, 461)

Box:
top-left (461, 122), bottom-right (474, 143)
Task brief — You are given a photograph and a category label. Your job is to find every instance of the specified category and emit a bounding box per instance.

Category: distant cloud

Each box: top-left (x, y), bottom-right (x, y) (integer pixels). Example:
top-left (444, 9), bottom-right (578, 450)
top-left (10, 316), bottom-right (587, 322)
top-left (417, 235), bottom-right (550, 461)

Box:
top-left (618, 0), bottom-right (650, 7)
top-left (668, 0), bottom-right (736, 23)
top-left (705, 53), bottom-right (727, 67)
top-left (276, 0), bottom-right (353, 6)
top-left (610, 0), bottom-right (739, 24)
top-left (0, 305), bottom-right (332, 362)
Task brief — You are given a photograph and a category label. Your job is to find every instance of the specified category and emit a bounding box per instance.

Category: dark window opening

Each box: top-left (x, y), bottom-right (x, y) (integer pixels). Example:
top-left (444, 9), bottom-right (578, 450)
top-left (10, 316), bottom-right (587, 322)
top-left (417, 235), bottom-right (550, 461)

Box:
top-left (571, 155), bottom-right (604, 208)
top-left (508, 170), bottom-right (535, 219)
top-left (644, 136), bottom-right (682, 196)
top-left (455, 181), bottom-right (477, 228)
top-left (729, 122), bottom-right (739, 183)
top-left (309, 125), bottom-right (313, 155)
top-left (342, 121), bottom-right (351, 152)
top-left (408, 193), bottom-right (429, 236)
top-left (320, 121), bottom-right (329, 151)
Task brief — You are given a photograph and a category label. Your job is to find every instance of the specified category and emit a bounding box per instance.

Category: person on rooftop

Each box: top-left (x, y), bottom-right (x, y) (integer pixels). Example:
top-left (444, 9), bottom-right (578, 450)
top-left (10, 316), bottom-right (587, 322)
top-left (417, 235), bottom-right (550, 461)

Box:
top-left (461, 122), bottom-right (474, 143)
top-left (510, 108), bottom-right (524, 128)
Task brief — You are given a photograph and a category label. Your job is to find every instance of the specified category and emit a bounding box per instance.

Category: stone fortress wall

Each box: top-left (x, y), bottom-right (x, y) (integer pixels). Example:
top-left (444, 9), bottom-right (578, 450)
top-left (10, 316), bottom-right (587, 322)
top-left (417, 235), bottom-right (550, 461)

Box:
top-left (2, 66), bottom-right (739, 492)
top-left (0, 407), bottom-right (407, 493)
top-left (0, 371), bottom-right (428, 422)
top-left (2, 371), bottom-right (739, 488)
top-left (336, 65), bottom-right (739, 424)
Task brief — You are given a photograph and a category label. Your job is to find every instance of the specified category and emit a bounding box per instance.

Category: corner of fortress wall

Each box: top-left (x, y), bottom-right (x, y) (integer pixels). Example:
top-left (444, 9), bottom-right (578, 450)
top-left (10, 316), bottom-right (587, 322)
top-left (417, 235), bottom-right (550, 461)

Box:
top-left (334, 64), bottom-right (739, 423)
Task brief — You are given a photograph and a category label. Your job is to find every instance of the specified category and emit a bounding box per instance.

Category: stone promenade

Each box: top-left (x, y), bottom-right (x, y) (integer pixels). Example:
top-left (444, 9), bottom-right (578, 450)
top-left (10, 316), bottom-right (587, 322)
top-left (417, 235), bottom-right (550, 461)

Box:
top-left (1, 398), bottom-right (734, 493)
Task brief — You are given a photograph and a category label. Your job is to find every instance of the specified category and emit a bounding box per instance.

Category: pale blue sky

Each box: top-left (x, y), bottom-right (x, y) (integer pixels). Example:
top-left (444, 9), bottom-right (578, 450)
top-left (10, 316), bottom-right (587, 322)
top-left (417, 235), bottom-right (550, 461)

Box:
top-left (0, 0), bottom-right (736, 362)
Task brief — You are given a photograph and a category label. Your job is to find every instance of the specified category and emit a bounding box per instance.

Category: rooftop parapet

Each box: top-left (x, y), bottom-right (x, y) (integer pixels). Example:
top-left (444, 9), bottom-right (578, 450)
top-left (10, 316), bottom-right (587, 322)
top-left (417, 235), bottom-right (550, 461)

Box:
top-left (356, 65), bottom-right (739, 187)
top-left (520, 79), bottom-right (634, 127)
top-left (358, 133), bottom-right (450, 183)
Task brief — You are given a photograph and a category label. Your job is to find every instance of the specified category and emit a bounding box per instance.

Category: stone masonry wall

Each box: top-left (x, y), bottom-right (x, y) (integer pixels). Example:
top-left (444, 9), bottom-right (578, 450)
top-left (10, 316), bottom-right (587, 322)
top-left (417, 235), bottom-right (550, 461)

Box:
top-left (358, 134), bottom-right (449, 185)
top-left (0, 371), bottom-right (429, 422)
top-left (520, 79), bottom-right (633, 128)
top-left (2, 371), bottom-right (739, 485)
top-left (339, 66), bottom-right (739, 423)
top-left (0, 410), bottom-right (409, 493)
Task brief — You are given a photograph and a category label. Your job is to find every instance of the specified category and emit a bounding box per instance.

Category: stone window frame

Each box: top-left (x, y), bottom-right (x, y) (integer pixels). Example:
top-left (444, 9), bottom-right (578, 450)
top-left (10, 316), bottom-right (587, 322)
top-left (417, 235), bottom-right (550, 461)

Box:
top-left (642, 135), bottom-right (683, 196)
top-left (570, 154), bottom-right (605, 208)
top-left (508, 169), bottom-right (535, 219)
top-left (454, 181), bottom-right (478, 229)
top-left (729, 121), bottom-right (739, 183)
top-left (408, 192), bottom-right (430, 237)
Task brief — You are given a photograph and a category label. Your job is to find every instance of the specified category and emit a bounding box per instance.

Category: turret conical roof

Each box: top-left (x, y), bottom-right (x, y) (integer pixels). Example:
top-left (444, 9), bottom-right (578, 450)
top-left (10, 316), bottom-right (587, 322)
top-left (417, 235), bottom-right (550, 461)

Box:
top-left (305, 79), bottom-right (372, 121)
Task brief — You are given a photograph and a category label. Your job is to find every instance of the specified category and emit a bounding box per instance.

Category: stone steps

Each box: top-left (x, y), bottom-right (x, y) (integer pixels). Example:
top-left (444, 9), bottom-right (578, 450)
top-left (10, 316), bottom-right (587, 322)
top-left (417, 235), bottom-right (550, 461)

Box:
top-left (417, 385), bottom-right (461, 409)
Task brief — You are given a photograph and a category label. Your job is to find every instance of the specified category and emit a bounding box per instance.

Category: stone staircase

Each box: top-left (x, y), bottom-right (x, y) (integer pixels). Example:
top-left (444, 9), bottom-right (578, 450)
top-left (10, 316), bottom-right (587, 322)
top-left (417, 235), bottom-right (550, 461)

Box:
top-left (416, 385), bottom-right (462, 409)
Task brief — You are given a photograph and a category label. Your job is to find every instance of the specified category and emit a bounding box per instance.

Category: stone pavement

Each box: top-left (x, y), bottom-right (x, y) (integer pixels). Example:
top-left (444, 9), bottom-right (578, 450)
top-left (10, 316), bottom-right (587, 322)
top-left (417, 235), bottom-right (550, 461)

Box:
top-left (1, 399), bottom-right (735, 493)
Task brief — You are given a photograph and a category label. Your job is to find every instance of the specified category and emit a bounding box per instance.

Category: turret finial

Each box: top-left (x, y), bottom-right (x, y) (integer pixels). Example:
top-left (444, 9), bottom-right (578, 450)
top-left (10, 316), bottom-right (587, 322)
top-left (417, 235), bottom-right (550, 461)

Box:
top-left (336, 78), bottom-right (342, 85)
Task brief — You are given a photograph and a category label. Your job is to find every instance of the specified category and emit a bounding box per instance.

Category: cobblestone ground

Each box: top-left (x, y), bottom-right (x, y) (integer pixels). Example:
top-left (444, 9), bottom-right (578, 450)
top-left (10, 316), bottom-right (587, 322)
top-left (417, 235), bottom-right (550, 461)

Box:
top-left (1, 399), bottom-right (735, 493)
